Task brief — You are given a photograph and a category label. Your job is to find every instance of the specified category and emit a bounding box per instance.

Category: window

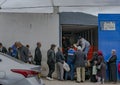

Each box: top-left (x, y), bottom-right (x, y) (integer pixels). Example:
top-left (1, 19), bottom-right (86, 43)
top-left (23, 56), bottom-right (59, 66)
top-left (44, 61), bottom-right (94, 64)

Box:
top-left (100, 21), bottom-right (116, 30)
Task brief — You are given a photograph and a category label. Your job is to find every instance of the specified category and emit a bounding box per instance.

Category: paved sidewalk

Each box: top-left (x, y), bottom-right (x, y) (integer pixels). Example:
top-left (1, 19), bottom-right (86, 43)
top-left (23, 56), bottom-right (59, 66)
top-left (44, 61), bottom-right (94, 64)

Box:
top-left (43, 79), bottom-right (119, 85)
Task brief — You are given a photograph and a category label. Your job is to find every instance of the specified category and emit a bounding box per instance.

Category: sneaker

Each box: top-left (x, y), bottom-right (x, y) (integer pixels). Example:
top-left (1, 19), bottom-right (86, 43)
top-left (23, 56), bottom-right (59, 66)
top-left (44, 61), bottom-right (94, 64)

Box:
top-left (76, 81), bottom-right (80, 83)
top-left (46, 77), bottom-right (53, 81)
top-left (49, 78), bottom-right (53, 81)
top-left (46, 77), bottom-right (51, 80)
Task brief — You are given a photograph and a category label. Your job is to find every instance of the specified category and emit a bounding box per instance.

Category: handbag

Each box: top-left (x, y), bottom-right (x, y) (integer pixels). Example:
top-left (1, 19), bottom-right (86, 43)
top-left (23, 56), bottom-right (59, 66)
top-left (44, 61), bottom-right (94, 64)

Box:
top-left (97, 64), bottom-right (101, 70)
top-left (85, 60), bottom-right (91, 67)
top-left (63, 62), bottom-right (70, 72)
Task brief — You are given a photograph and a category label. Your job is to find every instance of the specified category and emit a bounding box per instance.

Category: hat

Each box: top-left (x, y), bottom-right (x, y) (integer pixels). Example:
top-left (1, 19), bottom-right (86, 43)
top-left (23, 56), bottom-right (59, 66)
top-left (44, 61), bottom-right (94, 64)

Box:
top-left (98, 50), bottom-right (103, 56)
top-left (112, 49), bottom-right (116, 52)
top-left (77, 46), bottom-right (81, 50)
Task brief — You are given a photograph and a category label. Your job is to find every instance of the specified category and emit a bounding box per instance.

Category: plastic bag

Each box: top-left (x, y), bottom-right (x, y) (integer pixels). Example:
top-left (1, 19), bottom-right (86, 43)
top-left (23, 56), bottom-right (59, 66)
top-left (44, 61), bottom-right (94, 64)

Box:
top-left (63, 62), bottom-right (70, 72)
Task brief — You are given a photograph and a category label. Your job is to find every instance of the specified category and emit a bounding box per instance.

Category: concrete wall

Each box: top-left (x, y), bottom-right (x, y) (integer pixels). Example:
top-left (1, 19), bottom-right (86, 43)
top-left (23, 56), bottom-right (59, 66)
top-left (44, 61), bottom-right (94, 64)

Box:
top-left (0, 13), bottom-right (59, 76)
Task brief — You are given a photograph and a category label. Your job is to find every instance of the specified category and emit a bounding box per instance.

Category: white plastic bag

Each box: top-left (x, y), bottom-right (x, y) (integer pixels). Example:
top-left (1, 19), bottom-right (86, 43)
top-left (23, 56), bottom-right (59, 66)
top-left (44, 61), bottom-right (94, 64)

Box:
top-left (63, 62), bottom-right (70, 72)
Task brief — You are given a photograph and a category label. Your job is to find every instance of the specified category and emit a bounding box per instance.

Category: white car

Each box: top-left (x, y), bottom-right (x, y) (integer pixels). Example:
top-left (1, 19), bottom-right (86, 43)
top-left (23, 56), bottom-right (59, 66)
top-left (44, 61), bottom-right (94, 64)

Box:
top-left (0, 53), bottom-right (44, 85)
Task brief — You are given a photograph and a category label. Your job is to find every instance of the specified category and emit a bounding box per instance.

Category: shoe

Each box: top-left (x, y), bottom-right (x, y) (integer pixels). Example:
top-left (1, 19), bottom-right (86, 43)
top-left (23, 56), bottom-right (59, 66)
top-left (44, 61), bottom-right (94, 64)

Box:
top-left (112, 82), bottom-right (117, 84)
top-left (46, 77), bottom-right (51, 80)
top-left (46, 77), bottom-right (54, 81)
top-left (60, 79), bottom-right (64, 81)
top-left (49, 78), bottom-right (53, 81)
top-left (81, 80), bottom-right (84, 83)
top-left (76, 81), bottom-right (80, 83)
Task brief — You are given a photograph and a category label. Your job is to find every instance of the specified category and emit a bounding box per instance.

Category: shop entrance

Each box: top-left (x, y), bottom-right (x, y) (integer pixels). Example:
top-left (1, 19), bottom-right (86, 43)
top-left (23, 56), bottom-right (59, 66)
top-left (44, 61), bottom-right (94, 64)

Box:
top-left (61, 24), bottom-right (98, 60)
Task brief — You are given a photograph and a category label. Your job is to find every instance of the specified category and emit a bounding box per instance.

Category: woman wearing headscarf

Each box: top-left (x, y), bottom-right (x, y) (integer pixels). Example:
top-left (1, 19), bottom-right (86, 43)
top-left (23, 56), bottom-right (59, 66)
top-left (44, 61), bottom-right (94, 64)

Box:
top-left (90, 52), bottom-right (98, 82)
top-left (97, 51), bottom-right (106, 84)
top-left (108, 49), bottom-right (117, 83)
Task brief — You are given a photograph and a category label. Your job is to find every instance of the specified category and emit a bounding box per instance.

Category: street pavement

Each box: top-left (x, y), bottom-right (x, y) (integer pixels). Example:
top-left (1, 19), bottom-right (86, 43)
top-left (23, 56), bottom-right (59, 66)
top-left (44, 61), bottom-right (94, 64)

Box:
top-left (43, 78), bottom-right (120, 85)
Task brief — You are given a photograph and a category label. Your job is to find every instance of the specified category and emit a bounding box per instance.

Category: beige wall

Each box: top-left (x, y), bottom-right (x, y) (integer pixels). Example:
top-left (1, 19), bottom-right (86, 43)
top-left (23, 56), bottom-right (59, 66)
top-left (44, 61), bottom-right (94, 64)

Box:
top-left (0, 13), bottom-right (59, 76)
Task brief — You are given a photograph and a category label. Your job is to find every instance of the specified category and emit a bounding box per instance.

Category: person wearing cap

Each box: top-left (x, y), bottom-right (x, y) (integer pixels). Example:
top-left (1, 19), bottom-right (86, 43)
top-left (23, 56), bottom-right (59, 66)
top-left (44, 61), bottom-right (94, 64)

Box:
top-left (46, 44), bottom-right (56, 80)
top-left (74, 46), bottom-right (86, 83)
top-left (76, 36), bottom-right (90, 57)
top-left (108, 49), bottom-right (117, 83)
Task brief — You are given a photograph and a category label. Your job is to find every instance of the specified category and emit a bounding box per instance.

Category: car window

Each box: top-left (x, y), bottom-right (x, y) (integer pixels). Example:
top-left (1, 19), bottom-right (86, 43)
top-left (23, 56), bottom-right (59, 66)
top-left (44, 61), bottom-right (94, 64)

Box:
top-left (0, 53), bottom-right (25, 64)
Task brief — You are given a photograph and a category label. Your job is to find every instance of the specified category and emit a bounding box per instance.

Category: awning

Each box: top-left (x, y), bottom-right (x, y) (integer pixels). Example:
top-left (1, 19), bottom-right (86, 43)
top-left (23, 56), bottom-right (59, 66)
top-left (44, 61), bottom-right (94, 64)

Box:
top-left (0, 0), bottom-right (53, 13)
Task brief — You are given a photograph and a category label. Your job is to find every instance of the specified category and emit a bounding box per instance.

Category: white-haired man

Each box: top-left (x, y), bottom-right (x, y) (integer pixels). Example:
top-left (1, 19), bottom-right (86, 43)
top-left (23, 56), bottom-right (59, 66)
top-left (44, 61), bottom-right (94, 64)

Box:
top-left (74, 46), bottom-right (86, 83)
top-left (108, 49), bottom-right (117, 84)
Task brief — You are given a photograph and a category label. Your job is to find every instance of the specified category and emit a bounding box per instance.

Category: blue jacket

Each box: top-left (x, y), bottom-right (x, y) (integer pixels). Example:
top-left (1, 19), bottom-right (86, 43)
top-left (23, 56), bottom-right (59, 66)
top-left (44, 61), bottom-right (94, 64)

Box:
top-left (67, 48), bottom-right (75, 64)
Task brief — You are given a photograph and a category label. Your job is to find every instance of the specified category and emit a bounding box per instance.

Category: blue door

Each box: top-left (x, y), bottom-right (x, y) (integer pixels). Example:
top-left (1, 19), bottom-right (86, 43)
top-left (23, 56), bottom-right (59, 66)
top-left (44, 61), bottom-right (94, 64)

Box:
top-left (98, 14), bottom-right (120, 80)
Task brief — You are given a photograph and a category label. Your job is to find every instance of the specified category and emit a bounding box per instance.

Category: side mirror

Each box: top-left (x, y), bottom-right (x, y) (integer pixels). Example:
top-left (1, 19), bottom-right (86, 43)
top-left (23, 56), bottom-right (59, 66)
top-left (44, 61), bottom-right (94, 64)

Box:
top-left (0, 59), bottom-right (2, 62)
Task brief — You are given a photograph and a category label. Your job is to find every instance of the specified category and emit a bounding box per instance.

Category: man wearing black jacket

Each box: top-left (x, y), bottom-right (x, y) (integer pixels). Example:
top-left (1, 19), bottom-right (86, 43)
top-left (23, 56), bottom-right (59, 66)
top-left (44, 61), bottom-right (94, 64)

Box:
top-left (0, 42), bottom-right (7, 54)
top-left (46, 44), bottom-right (56, 80)
top-left (34, 42), bottom-right (42, 65)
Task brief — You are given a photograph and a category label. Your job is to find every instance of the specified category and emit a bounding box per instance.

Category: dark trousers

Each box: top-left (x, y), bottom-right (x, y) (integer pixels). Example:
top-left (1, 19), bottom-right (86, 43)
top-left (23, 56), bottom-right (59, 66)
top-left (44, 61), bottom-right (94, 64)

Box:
top-left (109, 63), bottom-right (117, 82)
top-left (36, 61), bottom-right (41, 65)
top-left (47, 63), bottom-right (55, 78)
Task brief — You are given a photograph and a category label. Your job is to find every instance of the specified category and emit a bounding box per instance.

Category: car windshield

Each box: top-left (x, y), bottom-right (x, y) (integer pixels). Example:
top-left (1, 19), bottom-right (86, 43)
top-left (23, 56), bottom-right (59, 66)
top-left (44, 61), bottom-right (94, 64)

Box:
top-left (0, 53), bottom-right (25, 64)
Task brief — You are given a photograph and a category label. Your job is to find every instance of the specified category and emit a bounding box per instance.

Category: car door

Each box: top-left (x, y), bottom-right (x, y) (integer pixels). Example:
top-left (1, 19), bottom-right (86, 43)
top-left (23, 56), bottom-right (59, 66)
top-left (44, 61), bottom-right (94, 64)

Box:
top-left (0, 58), bottom-right (6, 84)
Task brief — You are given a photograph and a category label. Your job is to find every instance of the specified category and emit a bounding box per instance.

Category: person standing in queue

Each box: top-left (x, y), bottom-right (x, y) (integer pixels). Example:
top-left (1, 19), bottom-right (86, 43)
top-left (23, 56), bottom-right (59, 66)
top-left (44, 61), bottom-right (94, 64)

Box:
top-left (65, 45), bottom-right (75, 80)
top-left (46, 44), bottom-right (56, 81)
top-left (107, 49), bottom-right (117, 84)
top-left (56, 47), bottom-right (65, 81)
top-left (16, 42), bottom-right (29, 63)
top-left (34, 42), bottom-right (42, 65)
top-left (74, 46), bottom-right (86, 83)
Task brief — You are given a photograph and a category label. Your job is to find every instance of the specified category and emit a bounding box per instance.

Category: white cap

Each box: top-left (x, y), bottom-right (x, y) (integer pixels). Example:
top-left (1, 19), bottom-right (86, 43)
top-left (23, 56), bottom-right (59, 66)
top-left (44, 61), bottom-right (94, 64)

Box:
top-left (77, 46), bottom-right (81, 50)
top-left (112, 49), bottom-right (116, 52)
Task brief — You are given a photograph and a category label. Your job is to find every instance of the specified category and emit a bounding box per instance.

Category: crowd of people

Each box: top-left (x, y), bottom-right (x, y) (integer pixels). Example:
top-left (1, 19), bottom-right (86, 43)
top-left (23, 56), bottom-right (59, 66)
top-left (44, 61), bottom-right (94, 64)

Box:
top-left (52, 36), bottom-right (117, 84)
top-left (0, 36), bottom-right (118, 84)
top-left (0, 42), bottom-right (42, 65)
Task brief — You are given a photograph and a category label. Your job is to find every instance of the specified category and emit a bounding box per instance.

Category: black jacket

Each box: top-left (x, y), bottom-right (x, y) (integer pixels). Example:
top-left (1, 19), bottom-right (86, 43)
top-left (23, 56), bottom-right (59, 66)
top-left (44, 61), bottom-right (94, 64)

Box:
top-left (47, 49), bottom-right (56, 64)
top-left (34, 47), bottom-right (42, 62)
top-left (56, 51), bottom-right (65, 63)
top-left (74, 50), bottom-right (86, 67)
top-left (0, 47), bottom-right (7, 54)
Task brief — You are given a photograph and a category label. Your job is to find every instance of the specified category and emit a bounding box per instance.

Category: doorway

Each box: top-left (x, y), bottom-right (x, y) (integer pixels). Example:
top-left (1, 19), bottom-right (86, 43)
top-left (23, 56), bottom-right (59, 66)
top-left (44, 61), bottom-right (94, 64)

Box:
top-left (61, 24), bottom-right (98, 60)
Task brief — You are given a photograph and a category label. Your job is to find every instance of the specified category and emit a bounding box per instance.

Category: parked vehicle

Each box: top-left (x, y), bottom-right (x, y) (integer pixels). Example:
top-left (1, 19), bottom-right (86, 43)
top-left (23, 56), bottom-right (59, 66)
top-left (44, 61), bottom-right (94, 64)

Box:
top-left (0, 53), bottom-right (44, 85)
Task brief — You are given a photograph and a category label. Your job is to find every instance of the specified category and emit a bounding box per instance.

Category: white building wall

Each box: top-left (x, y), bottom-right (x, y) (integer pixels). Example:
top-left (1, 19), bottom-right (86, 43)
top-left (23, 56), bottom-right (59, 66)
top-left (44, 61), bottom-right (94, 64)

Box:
top-left (0, 13), bottom-right (59, 76)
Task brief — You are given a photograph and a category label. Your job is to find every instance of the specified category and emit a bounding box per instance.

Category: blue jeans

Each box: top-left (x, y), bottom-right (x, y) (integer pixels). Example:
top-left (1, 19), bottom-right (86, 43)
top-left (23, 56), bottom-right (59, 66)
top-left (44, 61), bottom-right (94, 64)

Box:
top-left (65, 63), bottom-right (74, 80)
top-left (65, 55), bottom-right (75, 80)
top-left (84, 46), bottom-right (90, 56)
